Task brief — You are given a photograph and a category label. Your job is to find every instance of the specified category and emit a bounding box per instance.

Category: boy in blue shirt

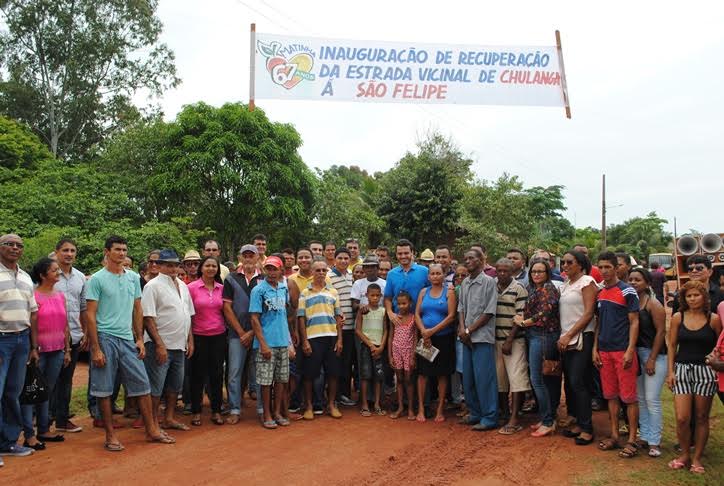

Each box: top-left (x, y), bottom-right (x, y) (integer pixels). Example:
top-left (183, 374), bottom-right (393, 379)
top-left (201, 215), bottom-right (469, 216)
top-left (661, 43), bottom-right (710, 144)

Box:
top-left (250, 256), bottom-right (293, 429)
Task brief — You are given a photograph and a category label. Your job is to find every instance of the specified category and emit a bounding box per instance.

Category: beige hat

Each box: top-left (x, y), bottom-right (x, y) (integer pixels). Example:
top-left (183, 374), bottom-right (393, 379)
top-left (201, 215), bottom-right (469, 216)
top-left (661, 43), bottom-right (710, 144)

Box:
top-left (420, 248), bottom-right (435, 261)
top-left (183, 250), bottom-right (201, 262)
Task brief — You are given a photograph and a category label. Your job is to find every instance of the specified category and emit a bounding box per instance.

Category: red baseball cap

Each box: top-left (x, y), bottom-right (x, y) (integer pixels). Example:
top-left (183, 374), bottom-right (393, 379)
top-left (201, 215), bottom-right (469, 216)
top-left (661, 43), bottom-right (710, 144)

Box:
top-left (264, 256), bottom-right (283, 269)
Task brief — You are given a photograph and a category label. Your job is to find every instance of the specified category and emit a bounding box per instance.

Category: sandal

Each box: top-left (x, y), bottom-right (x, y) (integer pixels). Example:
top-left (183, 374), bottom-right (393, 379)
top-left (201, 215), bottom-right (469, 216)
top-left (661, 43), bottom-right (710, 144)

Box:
top-left (161, 421), bottom-right (190, 431)
top-left (434, 415), bottom-right (446, 423)
top-left (668, 458), bottom-right (688, 470)
top-left (598, 437), bottom-right (620, 451)
top-left (374, 407), bottom-right (387, 416)
top-left (191, 416), bottom-right (202, 426)
top-left (575, 434), bottom-right (594, 446)
top-left (274, 416), bottom-right (291, 426)
top-left (226, 414), bottom-right (240, 425)
top-left (262, 420), bottom-right (278, 430)
top-left (147, 434), bottom-right (176, 444)
top-left (360, 409), bottom-right (372, 417)
top-left (561, 429), bottom-right (581, 438)
top-left (498, 424), bottom-right (523, 435)
top-left (689, 464), bottom-right (705, 474)
top-left (104, 441), bottom-right (125, 452)
top-left (211, 414), bottom-right (224, 425)
top-left (618, 442), bottom-right (639, 458)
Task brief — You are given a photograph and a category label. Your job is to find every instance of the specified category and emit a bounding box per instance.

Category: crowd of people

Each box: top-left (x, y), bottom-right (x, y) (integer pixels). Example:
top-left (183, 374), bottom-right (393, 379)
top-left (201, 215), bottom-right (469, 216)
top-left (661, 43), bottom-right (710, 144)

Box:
top-left (0, 232), bottom-right (722, 475)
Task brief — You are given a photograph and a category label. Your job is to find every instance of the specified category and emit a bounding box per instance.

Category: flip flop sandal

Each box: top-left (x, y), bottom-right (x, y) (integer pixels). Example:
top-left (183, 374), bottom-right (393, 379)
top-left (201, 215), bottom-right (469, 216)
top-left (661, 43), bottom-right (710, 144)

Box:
top-left (360, 409), bottom-right (372, 417)
top-left (416, 415), bottom-right (426, 423)
top-left (162, 422), bottom-right (190, 431)
top-left (191, 417), bottom-right (202, 426)
top-left (618, 442), bottom-right (639, 458)
top-left (104, 441), bottom-right (125, 452)
top-left (598, 438), bottom-right (620, 451)
top-left (434, 416), bottom-right (446, 423)
top-left (147, 434), bottom-right (176, 444)
top-left (561, 429), bottom-right (581, 438)
top-left (262, 420), bottom-right (278, 429)
top-left (689, 464), bottom-right (706, 474)
top-left (211, 415), bottom-right (225, 425)
top-left (226, 415), bottom-right (241, 425)
top-left (275, 416), bottom-right (291, 426)
top-left (374, 407), bottom-right (387, 416)
top-left (498, 424), bottom-right (522, 435)
top-left (667, 459), bottom-right (687, 470)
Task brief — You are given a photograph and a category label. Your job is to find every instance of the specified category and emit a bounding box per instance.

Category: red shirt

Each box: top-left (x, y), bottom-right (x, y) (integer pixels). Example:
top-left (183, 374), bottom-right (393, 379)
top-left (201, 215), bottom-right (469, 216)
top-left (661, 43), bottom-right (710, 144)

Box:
top-left (590, 265), bottom-right (603, 283)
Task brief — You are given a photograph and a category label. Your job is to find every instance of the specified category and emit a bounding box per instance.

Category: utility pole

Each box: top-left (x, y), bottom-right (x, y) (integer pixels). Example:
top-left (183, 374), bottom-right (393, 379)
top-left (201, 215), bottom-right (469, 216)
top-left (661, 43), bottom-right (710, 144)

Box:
top-left (601, 174), bottom-right (606, 250)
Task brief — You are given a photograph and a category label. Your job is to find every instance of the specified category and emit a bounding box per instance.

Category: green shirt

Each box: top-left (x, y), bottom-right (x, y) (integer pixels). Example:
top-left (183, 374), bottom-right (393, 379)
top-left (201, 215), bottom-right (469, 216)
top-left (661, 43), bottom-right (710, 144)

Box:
top-left (87, 268), bottom-right (141, 341)
top-left (361, 307), bottom-right (385, 346)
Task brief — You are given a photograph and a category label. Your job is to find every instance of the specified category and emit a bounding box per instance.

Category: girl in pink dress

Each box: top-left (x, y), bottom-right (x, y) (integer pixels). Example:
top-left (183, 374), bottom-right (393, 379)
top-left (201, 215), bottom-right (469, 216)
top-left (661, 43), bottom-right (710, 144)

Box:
top-left (388, 291), bottom-right (417, 420)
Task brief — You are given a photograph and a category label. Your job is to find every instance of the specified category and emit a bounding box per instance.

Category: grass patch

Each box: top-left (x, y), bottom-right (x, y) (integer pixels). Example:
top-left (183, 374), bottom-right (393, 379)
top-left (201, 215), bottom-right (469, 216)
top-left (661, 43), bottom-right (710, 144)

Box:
top-left (70, 385), bottom-right (124, 416)
top-left (576, 387), bottom-right (723, 486)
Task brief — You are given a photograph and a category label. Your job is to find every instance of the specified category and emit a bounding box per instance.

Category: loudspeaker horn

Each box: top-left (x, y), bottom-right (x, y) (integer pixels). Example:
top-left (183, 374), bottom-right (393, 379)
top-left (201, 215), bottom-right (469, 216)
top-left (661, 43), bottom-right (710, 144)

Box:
top-left (701, 233), bottom-right (723, 253)
top-left (676, 234), bottom-right (699, 256)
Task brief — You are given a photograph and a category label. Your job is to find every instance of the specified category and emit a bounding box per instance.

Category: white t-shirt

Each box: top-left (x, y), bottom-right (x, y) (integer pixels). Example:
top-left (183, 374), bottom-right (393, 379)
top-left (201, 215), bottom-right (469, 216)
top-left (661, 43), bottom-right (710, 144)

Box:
top-left (350, 277), bottom-right (387, 306)
top-left (141, 274), bottom-right (195, 350)
top-left (559, 275), bottom-right (597, 341)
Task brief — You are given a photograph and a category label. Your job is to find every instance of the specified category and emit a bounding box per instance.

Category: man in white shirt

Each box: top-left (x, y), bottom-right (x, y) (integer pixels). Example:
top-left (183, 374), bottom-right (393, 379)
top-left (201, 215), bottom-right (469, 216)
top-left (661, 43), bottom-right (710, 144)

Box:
top-left (141, 249), bottom-right (195, 431)
top-left (350, 255), bottom-right (387, 313)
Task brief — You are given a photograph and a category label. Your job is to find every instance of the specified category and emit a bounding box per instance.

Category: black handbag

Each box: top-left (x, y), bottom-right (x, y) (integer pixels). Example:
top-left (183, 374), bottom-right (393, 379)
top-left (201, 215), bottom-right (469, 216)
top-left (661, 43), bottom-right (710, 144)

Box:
top-left (19, 362), bottom-right (49, 405)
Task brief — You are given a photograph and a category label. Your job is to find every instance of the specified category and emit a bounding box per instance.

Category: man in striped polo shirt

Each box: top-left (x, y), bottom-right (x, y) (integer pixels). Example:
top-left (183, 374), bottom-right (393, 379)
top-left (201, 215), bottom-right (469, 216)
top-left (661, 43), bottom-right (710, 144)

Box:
top-left (494, 258), bottom-right (530, 435)
top-left (298, 260), bottom-right (344, 420)
top-left (328, 247), bottom-right (356, 407)
top-left (0, 234), bottom-right (40, 460)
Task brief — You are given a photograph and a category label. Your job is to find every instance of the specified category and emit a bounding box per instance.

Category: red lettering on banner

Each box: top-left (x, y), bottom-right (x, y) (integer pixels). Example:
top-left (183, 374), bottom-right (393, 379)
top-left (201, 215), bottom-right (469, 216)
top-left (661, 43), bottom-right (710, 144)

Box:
top-left (392, 83), bottom-right (448, 99)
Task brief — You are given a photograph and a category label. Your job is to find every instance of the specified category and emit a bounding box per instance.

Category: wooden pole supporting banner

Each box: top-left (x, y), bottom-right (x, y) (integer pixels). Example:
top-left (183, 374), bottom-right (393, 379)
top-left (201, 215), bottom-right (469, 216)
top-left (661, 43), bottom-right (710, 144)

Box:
top-left (249, 23), bottom-right (256, 111)
top-left (555, 30), bottom-right (571, 119)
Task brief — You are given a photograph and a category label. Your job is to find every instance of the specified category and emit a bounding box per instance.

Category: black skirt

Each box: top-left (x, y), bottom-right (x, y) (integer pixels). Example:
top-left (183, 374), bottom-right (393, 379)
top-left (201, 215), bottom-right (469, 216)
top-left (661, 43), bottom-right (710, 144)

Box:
top-left (418, 332), bottom-right (456, 377)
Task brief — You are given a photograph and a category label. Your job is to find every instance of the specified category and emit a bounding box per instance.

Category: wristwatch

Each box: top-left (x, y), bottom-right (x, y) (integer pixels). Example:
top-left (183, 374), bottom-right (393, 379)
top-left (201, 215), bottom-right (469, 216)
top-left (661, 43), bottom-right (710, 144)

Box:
top-left (465, 328), bottom-right (470, 335)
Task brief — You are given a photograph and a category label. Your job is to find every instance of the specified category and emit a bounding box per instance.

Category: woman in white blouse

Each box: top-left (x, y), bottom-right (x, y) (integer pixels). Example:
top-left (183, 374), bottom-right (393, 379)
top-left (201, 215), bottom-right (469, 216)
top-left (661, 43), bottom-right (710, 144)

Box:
top-left (558, 250), bottom-right (598, 445)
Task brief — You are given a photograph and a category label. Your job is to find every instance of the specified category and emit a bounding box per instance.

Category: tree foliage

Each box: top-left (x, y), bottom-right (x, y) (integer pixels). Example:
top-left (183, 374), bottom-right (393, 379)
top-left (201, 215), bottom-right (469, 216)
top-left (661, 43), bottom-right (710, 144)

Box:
top-left (0, 0), bottom-right (178, 159)
top-left (98, 102), bottom-right (318, 256)
top-left (376, 133), bottom-right (471, 250)
top-left (606, 211), bottom-right (671, 262)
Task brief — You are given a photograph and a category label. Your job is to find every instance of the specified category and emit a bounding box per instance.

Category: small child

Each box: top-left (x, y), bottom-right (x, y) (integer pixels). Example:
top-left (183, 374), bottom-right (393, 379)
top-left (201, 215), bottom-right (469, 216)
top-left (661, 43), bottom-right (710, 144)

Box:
top-left (355, 283), bottom-right (388, 416)
top-left (388, 291), bottom-right (417, 420)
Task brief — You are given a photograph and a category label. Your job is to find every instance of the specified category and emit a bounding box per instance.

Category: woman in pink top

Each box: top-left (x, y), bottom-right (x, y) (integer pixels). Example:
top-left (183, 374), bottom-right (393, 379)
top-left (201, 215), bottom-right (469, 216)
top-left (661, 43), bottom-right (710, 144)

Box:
top-left (21, 258), bottom-right (70, 449)
top-left (187, 256), bottom-right (226, 426)
top-left (706, 302), bottom-right (724, 404)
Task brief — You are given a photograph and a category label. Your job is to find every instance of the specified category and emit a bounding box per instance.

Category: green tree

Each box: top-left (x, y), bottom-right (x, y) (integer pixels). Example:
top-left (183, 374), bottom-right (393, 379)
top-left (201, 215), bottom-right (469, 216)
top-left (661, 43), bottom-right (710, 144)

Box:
top-left (0, 114), bottom-right (52, 170)
top-left (606, 212), bottom-right (671, 262)
top-left (99, 102), bottom-right (318, 255)
top-left (376, 133), bottom-right (471, 250)
top-left (0, 0), bottom-right (179, 159)
top-left (312, 170), bottom-right (385, 249)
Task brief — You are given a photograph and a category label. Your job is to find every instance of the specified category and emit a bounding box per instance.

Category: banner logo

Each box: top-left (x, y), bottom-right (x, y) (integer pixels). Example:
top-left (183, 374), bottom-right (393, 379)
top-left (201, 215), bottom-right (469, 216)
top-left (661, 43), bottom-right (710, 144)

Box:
top-left (257, 40), bottom-right (316, 90)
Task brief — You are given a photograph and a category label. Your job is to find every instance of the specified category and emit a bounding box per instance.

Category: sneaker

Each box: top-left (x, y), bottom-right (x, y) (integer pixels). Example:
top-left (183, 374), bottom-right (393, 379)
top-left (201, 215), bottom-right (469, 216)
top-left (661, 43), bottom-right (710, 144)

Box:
top-left (182, 404), bottom-right (192, 416)
top-left (313, 406), bottom-right (324, 415)
top-left (338, 395), bottom-right (357, 407)
top-left (55, 420), bottom-right (83, 433)
top-left (288, 406), bottom-right (300, 413)
top-left (0, 444), bottom-right (34, 457)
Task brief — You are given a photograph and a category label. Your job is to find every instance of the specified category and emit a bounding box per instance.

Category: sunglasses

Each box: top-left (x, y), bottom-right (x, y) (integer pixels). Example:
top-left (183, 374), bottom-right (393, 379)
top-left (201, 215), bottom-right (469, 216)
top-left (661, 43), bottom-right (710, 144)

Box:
top-left (1, 242), bottom-right (24, 248)
top-left (561, 259), bottom-right (575, 266)
top-left (688, 264), bottom-right (707, 272)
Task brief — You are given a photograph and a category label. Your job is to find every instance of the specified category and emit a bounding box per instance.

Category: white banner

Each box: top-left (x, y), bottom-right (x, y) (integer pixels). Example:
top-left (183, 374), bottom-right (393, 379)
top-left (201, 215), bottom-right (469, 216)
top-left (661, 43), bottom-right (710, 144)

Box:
top-left (253, 32), bottom-right (568, 108)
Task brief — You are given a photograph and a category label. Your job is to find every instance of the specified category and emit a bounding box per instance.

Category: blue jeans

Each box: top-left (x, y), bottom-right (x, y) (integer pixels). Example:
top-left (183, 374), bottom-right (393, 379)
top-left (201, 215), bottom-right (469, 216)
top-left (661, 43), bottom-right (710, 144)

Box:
top-left (22, 350), bottom-right (65, 437)
top-left (462, 342), bottom-right (498, 427)
top-left (251, 349), bottom-right (262, 415)
top-left (0, 329), bottom-right (30, 449)
top-left (527, 327), bottom-right (561, 427)
top-left (227, 337), bottom-right (249, 415)
top-left (637, 347), bottom-right (667, 446)
top-left (50, 342), bottom-right (80, 425)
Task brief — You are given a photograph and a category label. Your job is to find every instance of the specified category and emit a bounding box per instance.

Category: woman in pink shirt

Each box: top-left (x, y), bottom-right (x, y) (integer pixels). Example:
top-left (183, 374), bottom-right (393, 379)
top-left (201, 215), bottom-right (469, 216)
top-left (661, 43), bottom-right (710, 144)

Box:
top-left (706, 302), bottom-right (724, 405)
top-left (187, 256), bottom-right (226, 426)
top-left (21, 258), bottom-right (71, 449)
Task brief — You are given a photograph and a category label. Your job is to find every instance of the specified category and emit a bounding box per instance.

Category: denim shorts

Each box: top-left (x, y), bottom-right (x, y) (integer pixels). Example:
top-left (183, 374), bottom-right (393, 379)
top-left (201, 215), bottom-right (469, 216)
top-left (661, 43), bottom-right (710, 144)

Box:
top-left (143, 341), bottom-right (186, 396)
top-left (90, 333), bottom-right (151, 398)
top-left (358, 344), bottom-right (385, 382)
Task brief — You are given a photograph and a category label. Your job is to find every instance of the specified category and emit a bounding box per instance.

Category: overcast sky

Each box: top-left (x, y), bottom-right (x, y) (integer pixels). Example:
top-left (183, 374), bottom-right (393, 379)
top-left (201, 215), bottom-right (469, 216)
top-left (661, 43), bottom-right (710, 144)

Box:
top-left (154, 1), bottom-right (724, 234)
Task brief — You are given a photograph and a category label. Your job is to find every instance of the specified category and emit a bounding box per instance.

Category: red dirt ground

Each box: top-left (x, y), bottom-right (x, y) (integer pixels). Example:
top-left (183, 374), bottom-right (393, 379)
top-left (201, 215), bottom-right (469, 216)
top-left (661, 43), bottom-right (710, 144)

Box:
top-left (2, 364), bottom-right (635, 485)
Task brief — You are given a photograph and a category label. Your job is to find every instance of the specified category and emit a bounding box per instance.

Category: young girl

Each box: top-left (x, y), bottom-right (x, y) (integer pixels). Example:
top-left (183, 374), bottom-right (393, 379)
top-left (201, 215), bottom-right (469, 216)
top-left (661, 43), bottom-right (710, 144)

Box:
top-left (388, 291), bottom-right (417, 420)
top-left (667, 280), bottom-right (722, 474)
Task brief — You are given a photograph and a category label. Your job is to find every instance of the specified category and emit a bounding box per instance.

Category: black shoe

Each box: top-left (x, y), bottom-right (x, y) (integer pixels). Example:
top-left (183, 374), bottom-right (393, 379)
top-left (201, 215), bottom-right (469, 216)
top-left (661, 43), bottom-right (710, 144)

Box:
top-left (23, 441), bottom-right (46, 451)
top-left (591, 399), bottom-right (606, 411)
top-left (36, 434), bottom-right (64, 442)
top-left (561, 429), bottom-right (580, 438)
top-left (575, 435), bottom-right (594, 446)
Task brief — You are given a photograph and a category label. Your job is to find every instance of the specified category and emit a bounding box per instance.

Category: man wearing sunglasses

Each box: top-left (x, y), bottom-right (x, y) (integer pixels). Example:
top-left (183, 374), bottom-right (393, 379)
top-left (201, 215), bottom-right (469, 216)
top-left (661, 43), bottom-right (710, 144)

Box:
top-left (0, 234), bottom-right (40, 461)
top-left (672, 255), bottom-right (723, 314)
